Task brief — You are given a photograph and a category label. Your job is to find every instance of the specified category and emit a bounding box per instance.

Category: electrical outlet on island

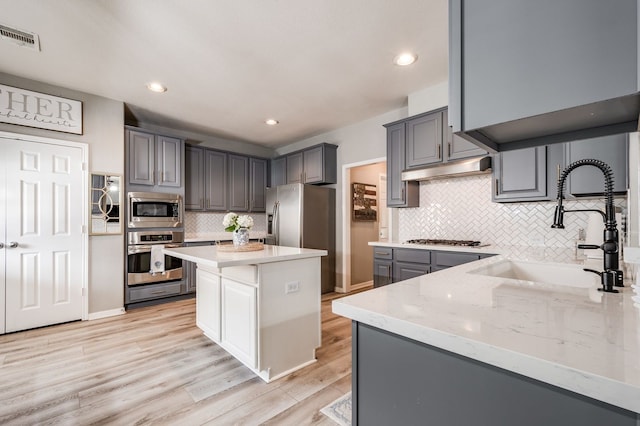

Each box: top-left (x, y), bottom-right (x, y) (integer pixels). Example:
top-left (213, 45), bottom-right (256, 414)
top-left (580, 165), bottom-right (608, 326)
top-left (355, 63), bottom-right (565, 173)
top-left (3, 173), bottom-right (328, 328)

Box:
top-left (285, 281), bottom-right (300, 294)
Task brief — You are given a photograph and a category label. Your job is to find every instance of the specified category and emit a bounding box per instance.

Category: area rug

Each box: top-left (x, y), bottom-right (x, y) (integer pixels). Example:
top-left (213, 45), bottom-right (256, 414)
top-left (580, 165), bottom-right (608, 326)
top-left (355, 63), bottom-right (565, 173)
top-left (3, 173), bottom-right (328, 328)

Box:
top-left (320, 391), bottom-right (351, 426)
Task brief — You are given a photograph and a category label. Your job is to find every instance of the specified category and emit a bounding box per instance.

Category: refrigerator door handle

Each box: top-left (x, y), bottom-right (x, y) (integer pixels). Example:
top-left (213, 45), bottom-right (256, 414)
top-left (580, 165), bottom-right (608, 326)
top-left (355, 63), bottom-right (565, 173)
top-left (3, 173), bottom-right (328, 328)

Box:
top-left (273, 201), bottom-right (280, 246)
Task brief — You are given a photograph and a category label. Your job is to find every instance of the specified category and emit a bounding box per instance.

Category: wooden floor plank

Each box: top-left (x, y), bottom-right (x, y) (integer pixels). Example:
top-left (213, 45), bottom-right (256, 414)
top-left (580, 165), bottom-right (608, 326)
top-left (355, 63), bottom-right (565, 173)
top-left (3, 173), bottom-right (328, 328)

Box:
top-left (0, 293), bottom-right (356, 424)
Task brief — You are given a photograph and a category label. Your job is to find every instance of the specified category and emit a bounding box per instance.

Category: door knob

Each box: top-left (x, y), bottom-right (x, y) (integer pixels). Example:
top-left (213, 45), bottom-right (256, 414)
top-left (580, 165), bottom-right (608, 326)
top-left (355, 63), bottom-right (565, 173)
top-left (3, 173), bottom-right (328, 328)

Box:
top-left (0, 243), bottom-right (3, 249)
top-left (8, 241), bottom-right (18, 248)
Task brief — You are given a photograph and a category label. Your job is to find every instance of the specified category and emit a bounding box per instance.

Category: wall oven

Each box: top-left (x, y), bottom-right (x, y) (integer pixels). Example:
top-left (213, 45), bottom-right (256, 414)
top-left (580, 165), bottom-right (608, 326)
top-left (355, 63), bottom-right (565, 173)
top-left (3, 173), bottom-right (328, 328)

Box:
top-left (127, 230), bottom-right (184, 286)
top-left (128, 192), bottom-right (183, 229)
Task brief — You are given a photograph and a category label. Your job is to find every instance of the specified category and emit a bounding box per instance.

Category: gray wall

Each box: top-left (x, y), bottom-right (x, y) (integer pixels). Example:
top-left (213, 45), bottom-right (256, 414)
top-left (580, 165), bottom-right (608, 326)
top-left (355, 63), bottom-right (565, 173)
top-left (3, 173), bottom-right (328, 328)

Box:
top-left (0, 72), bottom-right (125, 315)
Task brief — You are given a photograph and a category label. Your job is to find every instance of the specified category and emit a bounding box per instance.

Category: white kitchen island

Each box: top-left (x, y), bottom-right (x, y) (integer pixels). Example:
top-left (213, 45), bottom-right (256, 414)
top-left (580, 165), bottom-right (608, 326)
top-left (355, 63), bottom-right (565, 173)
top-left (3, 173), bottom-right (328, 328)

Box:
top-left (164, 245), bottom-right (327, 383)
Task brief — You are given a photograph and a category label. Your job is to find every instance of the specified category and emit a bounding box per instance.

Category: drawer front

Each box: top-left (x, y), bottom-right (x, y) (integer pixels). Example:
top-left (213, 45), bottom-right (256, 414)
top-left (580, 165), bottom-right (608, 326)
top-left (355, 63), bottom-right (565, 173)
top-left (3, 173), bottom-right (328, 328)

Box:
top-left (129, 282), bottom-right (182, 302)
top-left (394, 248), bottom-right (431, 264)
top-left (373, 247), bottom-right (393, 260)
top-left (434, 251), bottom-right (480, 268)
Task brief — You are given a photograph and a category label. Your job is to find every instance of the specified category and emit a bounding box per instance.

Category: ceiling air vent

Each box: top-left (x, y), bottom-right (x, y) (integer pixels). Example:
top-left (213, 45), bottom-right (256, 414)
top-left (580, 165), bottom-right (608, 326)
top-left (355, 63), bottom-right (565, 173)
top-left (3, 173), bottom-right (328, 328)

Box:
top-left (0, 24), bottom-right (40, 51)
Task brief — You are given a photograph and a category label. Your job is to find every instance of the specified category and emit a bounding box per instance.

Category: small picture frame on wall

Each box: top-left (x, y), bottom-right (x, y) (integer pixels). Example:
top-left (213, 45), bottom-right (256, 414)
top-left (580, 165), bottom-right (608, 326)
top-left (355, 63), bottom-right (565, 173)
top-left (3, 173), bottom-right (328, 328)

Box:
top-left (352, 182), bottom-right (377, 221)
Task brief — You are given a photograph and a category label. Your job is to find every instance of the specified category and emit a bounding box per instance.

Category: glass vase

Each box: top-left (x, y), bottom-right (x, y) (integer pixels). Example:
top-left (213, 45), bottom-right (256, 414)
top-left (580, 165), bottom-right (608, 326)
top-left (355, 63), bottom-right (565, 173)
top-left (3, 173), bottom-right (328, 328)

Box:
top-left (233, 227), bottom-right (250, 247)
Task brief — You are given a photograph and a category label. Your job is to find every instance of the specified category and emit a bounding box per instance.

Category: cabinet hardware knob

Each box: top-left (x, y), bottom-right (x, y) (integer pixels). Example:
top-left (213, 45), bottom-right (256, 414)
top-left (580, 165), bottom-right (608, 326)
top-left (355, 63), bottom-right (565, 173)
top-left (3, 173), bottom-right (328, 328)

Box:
top-left (8, 241), bottom-right (18, 248)
top-left (0, 243), bottom-right (4, 249)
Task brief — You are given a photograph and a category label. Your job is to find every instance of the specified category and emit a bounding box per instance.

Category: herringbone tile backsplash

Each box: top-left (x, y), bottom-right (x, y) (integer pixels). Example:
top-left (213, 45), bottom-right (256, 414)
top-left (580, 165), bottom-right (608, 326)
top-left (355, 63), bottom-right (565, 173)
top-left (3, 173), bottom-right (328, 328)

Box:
top-left (185, 212), bottom-right (267, 235)
top-left (398, 174), bottom-right (627, 248)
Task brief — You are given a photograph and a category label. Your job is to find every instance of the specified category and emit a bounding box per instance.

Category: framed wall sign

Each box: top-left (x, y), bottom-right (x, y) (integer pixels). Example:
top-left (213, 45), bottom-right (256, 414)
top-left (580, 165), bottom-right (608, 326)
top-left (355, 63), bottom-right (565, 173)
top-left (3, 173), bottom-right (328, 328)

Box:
top-left (352, 182), bottom-right (377, 221)
top-left (0, 84), bottom-right (83, 134)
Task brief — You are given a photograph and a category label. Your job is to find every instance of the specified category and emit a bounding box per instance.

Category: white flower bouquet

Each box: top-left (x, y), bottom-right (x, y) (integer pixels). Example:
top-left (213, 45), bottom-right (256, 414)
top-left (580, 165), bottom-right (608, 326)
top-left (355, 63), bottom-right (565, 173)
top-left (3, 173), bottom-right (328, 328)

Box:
top-left (223, 212), bottom-right (254, 232)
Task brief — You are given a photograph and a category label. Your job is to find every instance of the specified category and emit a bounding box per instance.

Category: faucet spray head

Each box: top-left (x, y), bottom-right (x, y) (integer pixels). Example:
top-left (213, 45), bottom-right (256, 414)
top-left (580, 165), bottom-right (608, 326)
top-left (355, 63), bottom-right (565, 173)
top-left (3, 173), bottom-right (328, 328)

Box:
top-left (551, 205), bottom-right (565, 229)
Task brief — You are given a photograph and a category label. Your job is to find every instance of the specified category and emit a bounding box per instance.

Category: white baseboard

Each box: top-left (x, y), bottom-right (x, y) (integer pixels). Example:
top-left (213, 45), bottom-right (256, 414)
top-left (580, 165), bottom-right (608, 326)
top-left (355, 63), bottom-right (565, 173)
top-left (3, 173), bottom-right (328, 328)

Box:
top-left (88, 307), bottom-right (126, 321)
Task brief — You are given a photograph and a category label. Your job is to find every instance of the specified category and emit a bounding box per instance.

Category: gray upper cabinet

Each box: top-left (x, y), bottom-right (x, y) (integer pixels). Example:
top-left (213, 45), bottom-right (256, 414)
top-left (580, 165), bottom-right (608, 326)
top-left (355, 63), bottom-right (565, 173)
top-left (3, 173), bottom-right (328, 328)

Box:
top-left (185, 145), bottom-right (205, 210)
top-left (386, 122), bottom-right (419, 207)
top-left (286, 152), bottom-right (304, 184)
top-left (449, 0), bottom-right (639, 151)
top-left (249, 158), bottom-right (268, 212)
top-left (271, 156), bottom-right (287, 187)
top-left (493, 147), bottom-right (548, 201)
top-left (156, 135), bottom-right (182, 187)
top-left (405, 111), bottom-right (443, 168)
top-left (276, 143), bottom-right (338, 185)
top-left (128, 130), bottom-right (155, 186)
top-left (204, 150), bottom-right (227, 211)
top-left (127, 128), bottom-right (183, 190)
top-left (492, 135), bottom-right (628, 203)
top-left (185, 145), bottom-right (269, 212)
top-left (564, 134), bottom-right (629, 197)
top-left (443, 110), bottom-right (487, 161)
top-left (228, 154), bottom-right (249, 212)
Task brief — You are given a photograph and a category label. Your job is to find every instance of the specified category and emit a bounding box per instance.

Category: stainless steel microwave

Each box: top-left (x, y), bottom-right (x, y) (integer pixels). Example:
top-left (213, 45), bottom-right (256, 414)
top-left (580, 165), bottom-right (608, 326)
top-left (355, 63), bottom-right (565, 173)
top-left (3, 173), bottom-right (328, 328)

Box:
top-left (128, 192), bottom-right (183, 229)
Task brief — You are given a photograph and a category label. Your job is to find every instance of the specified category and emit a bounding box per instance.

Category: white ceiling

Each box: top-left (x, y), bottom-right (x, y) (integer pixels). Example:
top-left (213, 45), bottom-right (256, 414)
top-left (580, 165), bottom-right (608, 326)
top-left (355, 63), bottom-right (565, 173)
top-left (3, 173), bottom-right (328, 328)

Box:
top-left (0, 0), bottom-right (448, 148)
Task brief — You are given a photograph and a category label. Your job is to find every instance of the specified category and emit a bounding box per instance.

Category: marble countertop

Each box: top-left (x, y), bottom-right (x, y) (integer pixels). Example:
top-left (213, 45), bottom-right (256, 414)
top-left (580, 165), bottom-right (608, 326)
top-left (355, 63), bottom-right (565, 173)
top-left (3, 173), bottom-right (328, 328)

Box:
top-left (164, 244), bottom-right (326, 268)
top-left (333, 253), bottom-right (640, 413)
top-left (185, 231), bottom-right (268, 243)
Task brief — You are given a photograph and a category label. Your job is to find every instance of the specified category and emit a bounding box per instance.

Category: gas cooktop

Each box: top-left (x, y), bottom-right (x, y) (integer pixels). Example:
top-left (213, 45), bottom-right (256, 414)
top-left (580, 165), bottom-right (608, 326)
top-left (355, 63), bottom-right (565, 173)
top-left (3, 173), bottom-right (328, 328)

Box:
top-left (404, 239), bottom-right (483, 247)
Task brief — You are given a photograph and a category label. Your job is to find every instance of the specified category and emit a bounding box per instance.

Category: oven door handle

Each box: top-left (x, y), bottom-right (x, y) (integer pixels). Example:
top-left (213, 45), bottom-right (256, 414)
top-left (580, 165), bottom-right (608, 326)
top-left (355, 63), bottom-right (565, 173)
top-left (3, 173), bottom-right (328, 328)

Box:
top-left (128, 243), bottom-right (183, 255)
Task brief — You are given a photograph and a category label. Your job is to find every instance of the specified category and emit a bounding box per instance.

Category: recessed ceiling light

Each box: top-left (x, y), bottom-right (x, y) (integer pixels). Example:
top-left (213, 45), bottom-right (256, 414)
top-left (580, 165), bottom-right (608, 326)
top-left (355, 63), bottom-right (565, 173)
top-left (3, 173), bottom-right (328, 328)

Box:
top-left (393, 52), bottom-right (418, 66)
top-left (265, 119), bottom-right (279, 126)
top-left (146, 82), bottom-right (167, 93)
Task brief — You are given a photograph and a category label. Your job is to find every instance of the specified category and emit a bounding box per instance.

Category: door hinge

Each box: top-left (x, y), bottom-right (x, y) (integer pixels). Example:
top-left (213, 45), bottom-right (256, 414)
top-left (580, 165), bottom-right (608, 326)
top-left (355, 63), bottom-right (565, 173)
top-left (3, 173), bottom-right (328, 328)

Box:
top-left (82, 162), bottom-right (87, 171)
top-left (82, 225), bottom-right (87, 234)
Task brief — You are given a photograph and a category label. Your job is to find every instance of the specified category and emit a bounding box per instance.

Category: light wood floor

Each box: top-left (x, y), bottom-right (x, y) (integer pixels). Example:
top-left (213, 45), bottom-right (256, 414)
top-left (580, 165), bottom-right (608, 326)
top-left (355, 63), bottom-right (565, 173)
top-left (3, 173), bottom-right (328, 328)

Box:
top-left (0, 293), bottom-right (356, 425)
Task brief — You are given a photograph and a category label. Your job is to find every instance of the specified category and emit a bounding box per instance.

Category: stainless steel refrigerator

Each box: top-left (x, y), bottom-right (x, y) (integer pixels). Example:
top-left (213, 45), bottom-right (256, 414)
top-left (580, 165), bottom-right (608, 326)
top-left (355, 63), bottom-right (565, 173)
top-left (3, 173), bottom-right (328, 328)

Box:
top-left (266, 183), bottom-right (335, 293)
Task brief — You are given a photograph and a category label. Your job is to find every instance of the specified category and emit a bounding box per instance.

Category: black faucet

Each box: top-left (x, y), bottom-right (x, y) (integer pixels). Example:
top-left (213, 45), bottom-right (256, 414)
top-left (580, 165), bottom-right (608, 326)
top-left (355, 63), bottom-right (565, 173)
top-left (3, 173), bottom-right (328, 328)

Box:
top-left (551, 159), bottom-right (623, 293)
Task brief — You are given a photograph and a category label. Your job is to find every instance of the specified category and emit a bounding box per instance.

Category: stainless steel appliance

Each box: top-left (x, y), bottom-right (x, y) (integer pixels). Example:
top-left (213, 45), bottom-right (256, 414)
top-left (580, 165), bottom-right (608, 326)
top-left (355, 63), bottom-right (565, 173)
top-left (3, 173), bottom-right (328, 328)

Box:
top-left (128, 192), bottom-right (183, 229)
top-left (266, 183), bottom-right (335, 293)
top-left (405, 239), bottom-right (483, 247)
top-left (127, 230), bottom-right (184, 286)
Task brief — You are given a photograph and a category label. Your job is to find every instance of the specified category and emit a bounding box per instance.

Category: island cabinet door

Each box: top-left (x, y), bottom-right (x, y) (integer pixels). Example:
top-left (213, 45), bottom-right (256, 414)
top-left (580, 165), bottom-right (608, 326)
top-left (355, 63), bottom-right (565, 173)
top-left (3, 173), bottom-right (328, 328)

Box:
top-left (221, 278), bottom-right (257, 368)
top-left (196, 268), bottom-right (221, 342)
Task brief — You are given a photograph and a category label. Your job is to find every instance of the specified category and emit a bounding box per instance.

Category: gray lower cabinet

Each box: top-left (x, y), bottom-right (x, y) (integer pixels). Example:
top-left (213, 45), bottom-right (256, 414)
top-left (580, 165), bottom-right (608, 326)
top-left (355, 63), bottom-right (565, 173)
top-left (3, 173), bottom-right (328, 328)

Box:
top-left (449, 0), bottom-right (638, 149)
top-left (184, 241), bottom-right (216, 293)
top-left (128, 282), bottom-right (183, 303)
top-left (126, 128), bottom-right (183, 190)
top-left (373, 247), bottom-right (494, 287)
top-left (373, 247), bottom-right (393, 288)
top-left (352, 322), bottom-right (638, 426)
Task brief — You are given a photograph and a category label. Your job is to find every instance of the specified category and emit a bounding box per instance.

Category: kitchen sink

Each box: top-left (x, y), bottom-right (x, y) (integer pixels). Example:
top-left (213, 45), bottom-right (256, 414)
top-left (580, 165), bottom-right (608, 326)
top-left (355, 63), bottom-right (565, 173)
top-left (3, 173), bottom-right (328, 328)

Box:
top-left (468, 259), bottom-right (599, 288)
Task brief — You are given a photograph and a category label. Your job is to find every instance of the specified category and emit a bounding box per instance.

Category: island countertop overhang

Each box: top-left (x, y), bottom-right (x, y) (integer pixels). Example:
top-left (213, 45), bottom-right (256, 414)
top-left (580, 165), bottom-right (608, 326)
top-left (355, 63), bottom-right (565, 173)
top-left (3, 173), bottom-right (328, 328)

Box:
top-left (164, 245), bottom-right (327, 268)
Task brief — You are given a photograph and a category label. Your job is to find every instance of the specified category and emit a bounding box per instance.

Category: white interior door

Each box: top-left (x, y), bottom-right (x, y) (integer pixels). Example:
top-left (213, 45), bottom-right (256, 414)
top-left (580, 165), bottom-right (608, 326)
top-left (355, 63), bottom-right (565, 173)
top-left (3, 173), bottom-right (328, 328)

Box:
top-left (3, 138), bottom-right (84, 333)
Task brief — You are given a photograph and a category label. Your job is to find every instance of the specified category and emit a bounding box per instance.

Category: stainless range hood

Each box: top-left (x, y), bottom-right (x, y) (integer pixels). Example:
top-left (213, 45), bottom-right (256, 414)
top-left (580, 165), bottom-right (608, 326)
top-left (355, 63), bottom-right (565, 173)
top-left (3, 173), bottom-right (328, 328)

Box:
top-left (401, 156), bottom-right (491, 181)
